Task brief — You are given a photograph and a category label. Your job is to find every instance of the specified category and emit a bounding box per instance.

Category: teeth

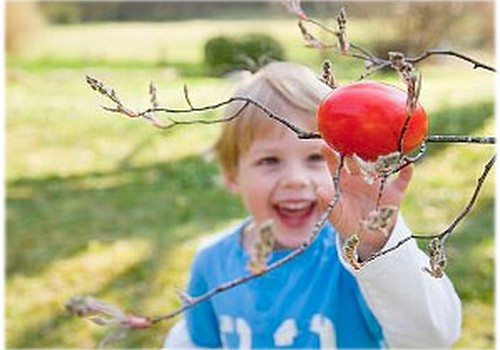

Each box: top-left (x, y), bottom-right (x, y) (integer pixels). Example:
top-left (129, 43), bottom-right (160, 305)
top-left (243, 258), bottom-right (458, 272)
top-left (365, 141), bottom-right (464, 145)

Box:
top-left (279, 202), bottom-right (311, 211)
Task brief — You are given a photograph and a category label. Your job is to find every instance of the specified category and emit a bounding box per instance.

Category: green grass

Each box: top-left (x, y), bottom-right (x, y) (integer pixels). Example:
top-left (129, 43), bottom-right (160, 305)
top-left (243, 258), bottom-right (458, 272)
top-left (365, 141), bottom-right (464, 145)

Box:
top-left (6, 18), bottom-right (495, 348)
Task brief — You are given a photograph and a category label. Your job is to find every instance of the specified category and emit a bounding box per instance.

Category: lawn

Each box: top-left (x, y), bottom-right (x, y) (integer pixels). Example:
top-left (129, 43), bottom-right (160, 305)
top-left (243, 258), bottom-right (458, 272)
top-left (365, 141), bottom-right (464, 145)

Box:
top-left (6, 16), bottom-right (495, 348)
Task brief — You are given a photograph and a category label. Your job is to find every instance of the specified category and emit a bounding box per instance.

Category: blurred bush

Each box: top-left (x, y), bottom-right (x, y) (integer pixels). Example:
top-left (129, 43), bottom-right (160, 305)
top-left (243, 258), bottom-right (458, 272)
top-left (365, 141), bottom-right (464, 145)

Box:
top-left (6, 2), bottom-right (45, 54)
top-left (204, 34), bottom-right (285, 76)
top-left (238, 34), bottom-right (286, 70)
top-left (204, 37), bottom-right (239, 76)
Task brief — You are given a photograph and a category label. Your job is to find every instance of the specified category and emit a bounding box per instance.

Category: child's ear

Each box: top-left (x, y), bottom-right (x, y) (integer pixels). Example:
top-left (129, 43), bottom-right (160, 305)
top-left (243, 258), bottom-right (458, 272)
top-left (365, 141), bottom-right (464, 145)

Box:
top-left (222, 170), bottom-right (240, 195)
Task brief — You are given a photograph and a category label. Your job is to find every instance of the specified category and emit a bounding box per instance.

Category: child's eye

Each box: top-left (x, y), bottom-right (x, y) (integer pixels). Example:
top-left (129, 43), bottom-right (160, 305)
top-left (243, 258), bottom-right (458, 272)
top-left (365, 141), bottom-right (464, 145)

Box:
top-left (307, 153), bottom-right (325, 163)
top-left (256, 156), bottom-right (280, 166)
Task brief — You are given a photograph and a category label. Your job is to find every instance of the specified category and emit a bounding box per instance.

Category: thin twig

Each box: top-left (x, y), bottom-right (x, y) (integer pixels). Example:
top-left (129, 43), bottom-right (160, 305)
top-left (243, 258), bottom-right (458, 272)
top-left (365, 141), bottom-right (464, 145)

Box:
top-left (88, 76), bottom-right (497, 147)
top-left (77, 4), bottom-right (497, 346)
top-left (183, 84), bottom-right (194, 109)
top-left (412, 154), bottom-right (496, 241)
top-left (304, 17), bottom-right (338, 36)
top-left (151, 156), bottom-right (346, 323)
top-left (364, 236), bottom-right (413, 263)
top-left (408, 50), bottom-right (496, 73)
top-left (358, 153), bottom-right (495, 265)
top-left (426, 135), bottom-right (495, 144)
top-left (86, 76), bottom-right (318, 139)
top-left (291, 10), bottom-right (496, 76)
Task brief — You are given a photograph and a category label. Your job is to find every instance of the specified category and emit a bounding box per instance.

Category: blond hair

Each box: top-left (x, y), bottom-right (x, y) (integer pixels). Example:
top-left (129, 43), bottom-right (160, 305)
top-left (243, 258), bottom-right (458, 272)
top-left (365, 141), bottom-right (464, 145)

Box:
top-left (214, 61), bottom-right (331, 176)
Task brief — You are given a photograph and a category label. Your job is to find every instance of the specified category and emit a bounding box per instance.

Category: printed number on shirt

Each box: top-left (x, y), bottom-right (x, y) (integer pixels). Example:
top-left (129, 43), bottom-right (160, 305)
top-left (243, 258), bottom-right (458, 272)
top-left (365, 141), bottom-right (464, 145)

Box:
top-left (219, 314), bottom-right (336, 348)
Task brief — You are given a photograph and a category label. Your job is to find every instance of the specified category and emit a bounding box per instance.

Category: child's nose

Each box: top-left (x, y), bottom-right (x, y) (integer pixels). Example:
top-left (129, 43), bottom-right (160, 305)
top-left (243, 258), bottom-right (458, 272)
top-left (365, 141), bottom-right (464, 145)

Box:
top-left (279, 164), bottom-right (311, 189)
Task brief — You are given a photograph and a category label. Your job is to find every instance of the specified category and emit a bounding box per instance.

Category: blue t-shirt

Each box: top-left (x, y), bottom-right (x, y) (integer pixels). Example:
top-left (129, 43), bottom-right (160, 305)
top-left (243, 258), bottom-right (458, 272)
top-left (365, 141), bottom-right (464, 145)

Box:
top-left (185, 222), bottom-right (385, 349)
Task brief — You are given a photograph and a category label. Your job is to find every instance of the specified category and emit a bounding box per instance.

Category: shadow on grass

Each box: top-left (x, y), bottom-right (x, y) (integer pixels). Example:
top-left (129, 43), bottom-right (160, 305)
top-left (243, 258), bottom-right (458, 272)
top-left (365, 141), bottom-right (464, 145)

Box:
top-left (9, 256), bottom-right (180, 348)
top-left (9, 183), bottom-right (494, 348)
top-left (6, 97), bottom-right (494, 347)
top-left (7, 155), bottom-right (245, 277)
top-left (414, 96), bottom-right (494, 305)
top-left (445, 196), bottom-right (494, 304)
top-left (7, 154), bottom-right (247, 347)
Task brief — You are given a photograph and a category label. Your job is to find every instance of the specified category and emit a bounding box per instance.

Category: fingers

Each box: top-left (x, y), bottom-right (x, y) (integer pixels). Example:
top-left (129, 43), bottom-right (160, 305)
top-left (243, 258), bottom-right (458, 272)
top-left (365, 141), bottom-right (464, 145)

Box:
top-left (321, 145), bottom-right (413, 196)
top-left (391, 164), bottom-right (413, 193)
top-left (321, 145), bottom-right (340, 175)
top-left (321, 145), bottom-right (362, 177)
top-left (344, 156), bottom-right (362, 176)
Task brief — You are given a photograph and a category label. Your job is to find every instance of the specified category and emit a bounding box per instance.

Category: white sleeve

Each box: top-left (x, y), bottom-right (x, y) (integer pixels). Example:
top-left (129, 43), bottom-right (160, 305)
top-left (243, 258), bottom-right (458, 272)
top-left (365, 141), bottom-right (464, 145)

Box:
top-left (163, 318), bottom-right (218, 349)
top-left (337, 215), bottom-right (462, 348)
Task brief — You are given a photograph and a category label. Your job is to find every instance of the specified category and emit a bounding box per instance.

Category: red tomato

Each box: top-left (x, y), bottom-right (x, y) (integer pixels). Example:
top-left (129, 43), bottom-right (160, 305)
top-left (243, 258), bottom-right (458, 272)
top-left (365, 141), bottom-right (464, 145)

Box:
top-left (317, 81), bottom-right (428, 162)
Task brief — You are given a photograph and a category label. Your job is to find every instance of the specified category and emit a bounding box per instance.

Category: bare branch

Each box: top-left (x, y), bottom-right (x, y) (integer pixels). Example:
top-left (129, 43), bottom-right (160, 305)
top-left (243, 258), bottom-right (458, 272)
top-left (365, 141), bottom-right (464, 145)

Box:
top-left (149, 82), bottom-right (159, 109)
top-left (87, 77), bottom-right (497, 154)
top-left (336, 7), bottom-right (349, 54)
top-left (288, 9), bottom-right (495, 77)
top-left (86, 76), bottom-right (323, 139)
top-left (175, 288), bottom-right (195, 305)
top-left (343, 234), bottom-right (362, 270)
top-left (282, 0), bottom-right (308, 20)
top-left (87, 75), bottom-right (140, 118)
top-left (389, 52), bottom-right (420, 104)
top-left (150, 156), bottom-right (346, 324)
top-left (422, 238), bottom-right (447, 278)
top-left (183, 84), bottom-right (194, 109)
top-left (365, 154), bottom-right (495, 274)
top-left (357, 61), bottom-right (391, 80)
top-left (408, 50), bottom-right (496, 73)
top-left (363, 236), bottom-right (413, 264)
top-left (426, 135), bottom-right (495, 144)
top-left (298, 21), bottom-right (334, 50)
top-left (320, 60), bottom-right (338, 88)
top-left (68, 157), bottom-right (347, 328)
top-left (86, 75), bottom-right (122, 106)
top-left (65, 296), bottom-right (152, 329)
top-left (388, 51), bottom-right (422, 158)
top-left (414, 154), bottom-right (496, 241)
top-left (247, 220), bottom-right (276, 274)
top-left (78, 6), bottom-right (496, 342)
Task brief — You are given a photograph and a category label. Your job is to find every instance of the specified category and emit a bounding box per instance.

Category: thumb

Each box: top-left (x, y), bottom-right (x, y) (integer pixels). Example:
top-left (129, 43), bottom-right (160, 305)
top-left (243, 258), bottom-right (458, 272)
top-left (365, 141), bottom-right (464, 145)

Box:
top-left (391, 164), bottom-right (413, 193)
top-left (321, 145), bottom-right (340, 175)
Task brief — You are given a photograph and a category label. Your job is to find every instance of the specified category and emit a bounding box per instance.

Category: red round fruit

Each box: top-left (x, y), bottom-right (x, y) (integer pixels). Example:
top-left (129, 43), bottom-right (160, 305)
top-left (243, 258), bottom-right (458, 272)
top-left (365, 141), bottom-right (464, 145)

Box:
top-left (317, 81), bottom-right (428, 162)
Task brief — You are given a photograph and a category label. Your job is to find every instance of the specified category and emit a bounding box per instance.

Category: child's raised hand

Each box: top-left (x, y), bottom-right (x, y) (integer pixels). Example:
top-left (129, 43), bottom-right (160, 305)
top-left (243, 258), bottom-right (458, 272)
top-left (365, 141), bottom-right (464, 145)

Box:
top-left (317, 146), bottom-right (413, 260)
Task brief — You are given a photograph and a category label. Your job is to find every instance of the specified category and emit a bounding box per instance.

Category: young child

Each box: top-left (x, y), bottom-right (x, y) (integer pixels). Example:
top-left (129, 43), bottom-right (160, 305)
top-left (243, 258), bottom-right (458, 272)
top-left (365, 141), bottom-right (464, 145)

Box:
top-left (165, 62), bottom-right (461, 348)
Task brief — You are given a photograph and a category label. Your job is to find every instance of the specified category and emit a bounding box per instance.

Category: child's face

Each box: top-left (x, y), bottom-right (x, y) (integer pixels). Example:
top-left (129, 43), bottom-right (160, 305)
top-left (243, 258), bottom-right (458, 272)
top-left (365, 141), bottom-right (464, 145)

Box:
top-left (225, 126), bottom-right (334, 248)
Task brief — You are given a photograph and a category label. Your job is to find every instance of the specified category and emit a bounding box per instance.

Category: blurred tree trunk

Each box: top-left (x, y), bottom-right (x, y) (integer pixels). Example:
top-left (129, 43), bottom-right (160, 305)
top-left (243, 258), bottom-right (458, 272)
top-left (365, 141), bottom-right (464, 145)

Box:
top-left (6, 1), bottom-right (45, 54)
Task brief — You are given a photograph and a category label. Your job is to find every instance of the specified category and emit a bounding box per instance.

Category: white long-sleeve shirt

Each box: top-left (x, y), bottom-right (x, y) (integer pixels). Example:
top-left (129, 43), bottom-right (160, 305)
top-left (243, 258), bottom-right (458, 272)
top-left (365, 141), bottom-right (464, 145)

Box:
top-left (164, 216), bottom-right (461, 348)
top-left (336, 215), bottom-right (461, 348)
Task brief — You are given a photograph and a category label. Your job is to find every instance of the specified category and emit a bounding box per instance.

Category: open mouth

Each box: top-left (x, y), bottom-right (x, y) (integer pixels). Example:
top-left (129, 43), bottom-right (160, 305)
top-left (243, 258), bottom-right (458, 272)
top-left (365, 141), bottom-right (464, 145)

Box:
top-left (273, 201), bottom-right (317, 228)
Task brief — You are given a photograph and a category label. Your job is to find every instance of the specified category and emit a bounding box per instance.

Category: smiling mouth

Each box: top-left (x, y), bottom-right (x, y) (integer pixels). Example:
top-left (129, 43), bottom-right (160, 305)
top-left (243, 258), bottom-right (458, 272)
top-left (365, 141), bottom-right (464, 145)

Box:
top-left (273, 201), bottom-right (317, 228)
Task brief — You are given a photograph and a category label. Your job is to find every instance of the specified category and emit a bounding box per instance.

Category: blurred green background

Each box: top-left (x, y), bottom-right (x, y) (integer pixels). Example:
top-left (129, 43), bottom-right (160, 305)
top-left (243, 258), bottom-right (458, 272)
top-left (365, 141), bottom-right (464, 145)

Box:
top-left (6, 1), bottom-right (495, 348)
